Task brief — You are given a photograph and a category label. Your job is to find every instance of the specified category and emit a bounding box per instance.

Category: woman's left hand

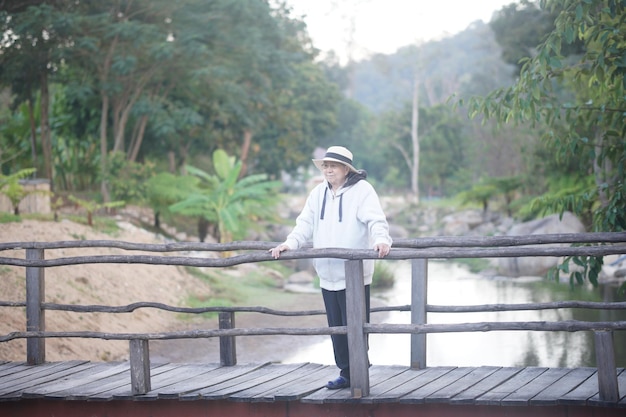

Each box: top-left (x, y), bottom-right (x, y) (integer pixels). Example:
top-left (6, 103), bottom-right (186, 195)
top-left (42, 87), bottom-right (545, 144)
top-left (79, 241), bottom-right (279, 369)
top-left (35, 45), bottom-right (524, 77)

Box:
top-left (374, 243), bottom-right (390, 258)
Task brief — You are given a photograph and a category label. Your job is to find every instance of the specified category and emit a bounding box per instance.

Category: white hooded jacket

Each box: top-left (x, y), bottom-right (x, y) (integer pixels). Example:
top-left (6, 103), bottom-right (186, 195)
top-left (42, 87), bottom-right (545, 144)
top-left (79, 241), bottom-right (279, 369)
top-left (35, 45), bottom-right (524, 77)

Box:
top-left (283, 171), bottom-right (392, 291)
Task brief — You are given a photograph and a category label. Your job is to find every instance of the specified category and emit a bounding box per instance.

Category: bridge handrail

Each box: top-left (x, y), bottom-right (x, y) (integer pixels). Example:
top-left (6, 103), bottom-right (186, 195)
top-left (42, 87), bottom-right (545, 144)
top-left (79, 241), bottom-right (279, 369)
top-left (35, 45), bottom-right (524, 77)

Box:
top-left (1, 231), bottom-right (625, 251)
top-left (1, 232), bottom-right (626, 400)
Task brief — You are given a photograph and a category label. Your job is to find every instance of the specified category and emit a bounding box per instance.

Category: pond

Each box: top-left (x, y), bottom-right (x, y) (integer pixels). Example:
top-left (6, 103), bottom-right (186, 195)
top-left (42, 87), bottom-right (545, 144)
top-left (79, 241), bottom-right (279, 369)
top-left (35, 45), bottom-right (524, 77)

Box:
top-left (285, 260), bottom-right (626, 368)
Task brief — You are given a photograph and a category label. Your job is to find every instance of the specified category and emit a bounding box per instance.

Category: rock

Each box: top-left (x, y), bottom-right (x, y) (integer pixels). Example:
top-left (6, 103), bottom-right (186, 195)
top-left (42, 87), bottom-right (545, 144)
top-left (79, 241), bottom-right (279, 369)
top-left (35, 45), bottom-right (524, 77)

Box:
top-left (288, 270), bottom-right (315, 284)
top-left (284, 270), bottom-right (318, 293)
top-left (442, 209), bottom-right (486, 235)
top-left (389, 224), bottom-right (409, 239)
top-left (497, 212), bottom-right (586, 277)
top-left (614, 269), bottom-right (626, 278)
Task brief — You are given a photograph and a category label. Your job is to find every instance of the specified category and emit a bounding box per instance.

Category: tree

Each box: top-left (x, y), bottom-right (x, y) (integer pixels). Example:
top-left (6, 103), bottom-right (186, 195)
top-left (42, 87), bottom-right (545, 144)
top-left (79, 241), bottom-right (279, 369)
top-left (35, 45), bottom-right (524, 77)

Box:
top-left (468, 0), bottom-right (626, 285)
top-left (0, 1), bottom-right (75, 187)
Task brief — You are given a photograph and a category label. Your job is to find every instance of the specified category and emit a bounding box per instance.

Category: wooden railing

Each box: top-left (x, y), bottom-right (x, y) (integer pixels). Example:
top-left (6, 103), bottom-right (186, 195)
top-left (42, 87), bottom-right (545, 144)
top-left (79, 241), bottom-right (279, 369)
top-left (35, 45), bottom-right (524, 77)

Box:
top-left (1, 232), bottom-right (626, 400)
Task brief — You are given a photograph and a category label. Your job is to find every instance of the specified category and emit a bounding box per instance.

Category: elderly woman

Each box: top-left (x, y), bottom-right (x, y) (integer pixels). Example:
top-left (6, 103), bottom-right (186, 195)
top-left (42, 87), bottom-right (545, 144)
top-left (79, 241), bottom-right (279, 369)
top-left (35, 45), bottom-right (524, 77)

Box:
top-left (270, 146), bottom-right (392, 390)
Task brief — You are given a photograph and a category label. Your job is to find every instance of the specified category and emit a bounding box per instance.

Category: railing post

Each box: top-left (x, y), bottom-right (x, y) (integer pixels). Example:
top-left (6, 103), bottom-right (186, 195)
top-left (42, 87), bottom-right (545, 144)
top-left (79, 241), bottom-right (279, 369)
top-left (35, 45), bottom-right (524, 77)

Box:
top-left (26, 248), bottom-right (45, 365)
top-left (345, 259), bottom-right (369, 398)
top-left (410, 258), bottom-right (427, 369)
top-left (219, 311), bottom-right (237, 366)
top-left (594, 330), bottom-right (619, 402)
top-left (129, 339), bottom-right (151, 395)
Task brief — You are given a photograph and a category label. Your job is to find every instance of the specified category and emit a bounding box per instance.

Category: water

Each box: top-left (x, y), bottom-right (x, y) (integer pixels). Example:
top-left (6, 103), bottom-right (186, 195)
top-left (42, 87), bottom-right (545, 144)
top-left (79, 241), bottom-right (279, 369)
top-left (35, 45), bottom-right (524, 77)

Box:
top-left (285, 260), bottom-right (626, 368)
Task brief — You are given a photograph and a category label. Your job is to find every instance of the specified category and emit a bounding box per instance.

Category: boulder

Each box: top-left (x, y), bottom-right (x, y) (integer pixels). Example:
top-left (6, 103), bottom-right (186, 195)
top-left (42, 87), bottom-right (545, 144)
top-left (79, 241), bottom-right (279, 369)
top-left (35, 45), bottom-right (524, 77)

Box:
top-left (497, 212), bottom-right (586, 277)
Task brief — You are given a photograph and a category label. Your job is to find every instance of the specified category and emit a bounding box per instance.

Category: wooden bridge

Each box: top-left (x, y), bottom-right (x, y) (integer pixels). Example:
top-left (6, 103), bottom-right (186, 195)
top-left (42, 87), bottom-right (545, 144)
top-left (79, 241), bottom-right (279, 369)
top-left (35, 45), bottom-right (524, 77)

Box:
top-left (1, 233), bottom-right (626, 417)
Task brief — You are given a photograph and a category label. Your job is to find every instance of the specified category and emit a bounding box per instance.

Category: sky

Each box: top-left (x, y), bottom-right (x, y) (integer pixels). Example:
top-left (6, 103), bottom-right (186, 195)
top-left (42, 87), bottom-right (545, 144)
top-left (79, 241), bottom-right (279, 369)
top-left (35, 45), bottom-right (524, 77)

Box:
top-left (286, 0), bottom-right (515, 62)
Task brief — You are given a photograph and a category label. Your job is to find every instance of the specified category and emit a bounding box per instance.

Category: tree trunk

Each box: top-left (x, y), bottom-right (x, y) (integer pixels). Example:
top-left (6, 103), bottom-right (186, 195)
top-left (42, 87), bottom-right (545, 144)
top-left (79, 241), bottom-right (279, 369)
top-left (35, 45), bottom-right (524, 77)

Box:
top-left (100, 94), bottom-right (111, 203)
top-left (98, 34), bottom-right (118, 204)
top-left (27, 97), bottom-right (39, 174)
top-left (240, 129), bottom-right (253, 178)
top-left (128, 114), bottom-right (149, 162)
top-left (411, 75), bottom-right (420, 204)
top-left (168, 151), bottom-right (176, 173)
top-left (40, 70), bottom-right (53, 192)
top-left (594, 133), bottom-right (611, 208)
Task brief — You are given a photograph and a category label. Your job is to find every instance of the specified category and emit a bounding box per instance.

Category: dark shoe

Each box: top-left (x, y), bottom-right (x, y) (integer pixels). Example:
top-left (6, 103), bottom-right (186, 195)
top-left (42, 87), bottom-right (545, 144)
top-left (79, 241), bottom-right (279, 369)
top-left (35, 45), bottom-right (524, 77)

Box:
top-left (326, 376), bottom-right (350, 390)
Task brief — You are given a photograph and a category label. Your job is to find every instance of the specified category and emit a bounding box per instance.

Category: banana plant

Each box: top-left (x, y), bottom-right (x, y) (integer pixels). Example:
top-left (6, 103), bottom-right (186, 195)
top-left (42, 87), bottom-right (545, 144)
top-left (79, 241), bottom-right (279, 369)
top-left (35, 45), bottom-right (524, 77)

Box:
top-left (0, 168), bottom-right (37, 215)
top-left (169, 149), bottom-right (282, 243)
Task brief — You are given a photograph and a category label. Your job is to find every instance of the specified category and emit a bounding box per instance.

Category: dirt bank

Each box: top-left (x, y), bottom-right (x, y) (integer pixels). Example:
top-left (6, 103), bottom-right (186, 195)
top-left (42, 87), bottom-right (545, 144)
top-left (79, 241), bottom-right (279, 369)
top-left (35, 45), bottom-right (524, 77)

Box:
top-left (0, 217), bottom-right (328, 364)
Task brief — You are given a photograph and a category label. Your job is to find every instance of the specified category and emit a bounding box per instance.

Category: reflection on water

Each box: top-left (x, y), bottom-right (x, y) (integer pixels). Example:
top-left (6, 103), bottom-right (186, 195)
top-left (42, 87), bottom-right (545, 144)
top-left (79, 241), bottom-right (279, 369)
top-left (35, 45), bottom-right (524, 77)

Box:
top-left (285, 260), bottom-right (626, 368)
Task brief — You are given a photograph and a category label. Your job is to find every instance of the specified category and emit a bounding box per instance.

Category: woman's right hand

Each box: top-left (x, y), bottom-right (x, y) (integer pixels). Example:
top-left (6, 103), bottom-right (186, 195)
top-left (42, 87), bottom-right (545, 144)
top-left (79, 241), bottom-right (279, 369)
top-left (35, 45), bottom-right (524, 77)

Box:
top-left (269, 244), bottom-right (288, 259)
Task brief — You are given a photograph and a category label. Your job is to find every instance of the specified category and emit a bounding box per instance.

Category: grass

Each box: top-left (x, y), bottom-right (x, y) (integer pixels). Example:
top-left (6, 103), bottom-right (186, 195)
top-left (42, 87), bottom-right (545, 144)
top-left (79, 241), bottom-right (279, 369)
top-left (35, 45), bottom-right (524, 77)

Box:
top-left (373, 261), bottom-right (395, 289)
top-left (182, 263), bottom-right (300, 319)
top-left (0, 212), bottom-right (21, 224)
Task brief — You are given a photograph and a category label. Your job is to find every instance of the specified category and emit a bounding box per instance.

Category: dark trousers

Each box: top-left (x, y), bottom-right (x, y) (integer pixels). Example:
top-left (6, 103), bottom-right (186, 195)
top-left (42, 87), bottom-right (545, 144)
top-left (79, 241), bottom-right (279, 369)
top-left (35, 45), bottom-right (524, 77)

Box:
top-left (321, 285), bottom-right (370, 380)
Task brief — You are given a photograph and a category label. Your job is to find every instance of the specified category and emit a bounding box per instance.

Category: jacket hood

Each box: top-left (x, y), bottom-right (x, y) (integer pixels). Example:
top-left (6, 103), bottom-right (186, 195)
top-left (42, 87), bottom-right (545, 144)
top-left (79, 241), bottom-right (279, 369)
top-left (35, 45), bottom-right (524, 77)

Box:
top-left (343, 169), bottom-right (367, 188)
top-left (321, 170), bottom-right (368, 222)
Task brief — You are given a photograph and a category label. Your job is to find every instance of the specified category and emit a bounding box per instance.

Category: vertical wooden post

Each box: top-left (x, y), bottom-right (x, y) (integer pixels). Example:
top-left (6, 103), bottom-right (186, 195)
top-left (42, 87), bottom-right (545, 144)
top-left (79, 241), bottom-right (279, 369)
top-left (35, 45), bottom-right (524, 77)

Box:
top-left (129, 339), bottom-right (151, 395)
top-left (219, 312), bottom-right (236, 366)
top-left (594, 330), bottom-right (619, 402)
top-left (26, 248), bottom-right (45, 365)
top-left (345, 259), bottom-right (369, 398)
top-left (410, 258), bottom-right (427, 369)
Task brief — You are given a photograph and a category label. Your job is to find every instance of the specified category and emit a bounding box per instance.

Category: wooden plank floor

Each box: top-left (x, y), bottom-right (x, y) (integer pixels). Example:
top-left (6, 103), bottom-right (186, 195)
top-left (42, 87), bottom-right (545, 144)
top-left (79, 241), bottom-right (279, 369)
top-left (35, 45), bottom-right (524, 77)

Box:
top-left (0, 361), bottom-right (624, 408)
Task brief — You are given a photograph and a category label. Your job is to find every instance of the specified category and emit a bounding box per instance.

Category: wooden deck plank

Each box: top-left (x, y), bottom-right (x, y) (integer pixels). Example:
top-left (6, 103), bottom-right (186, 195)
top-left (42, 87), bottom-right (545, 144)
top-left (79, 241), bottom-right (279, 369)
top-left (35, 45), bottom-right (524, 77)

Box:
top-left (399, 367), bottom-right (474, 404)
top-left (24, 362), bottom-right (131, 399)
top-left (530, 367), bottom-right (597, 406)
top-left (588, 368), bottom-right (626, 407)
top-left (270, 366), bottom-right (337, 401)
top-left (0, 362), bottom-right (624, 408)
top-left (0, 361), bottom-right (91, 399)
top-left (38, 363), bottom-right (131, 400)
top-left (186, 363), bottom-right (305, 400)
top-left (0, 361), bottom-right (80, 392)
top-left (449, 367), bottom-right (522, 405)
top-left (620, 369), bottom-right (626, 407)
top-left (360, 367), bottom-right (430, 404)
top-left (135, 363), bottom-right (222, 400)
top-left (558, 368), bottom-right (601, 406)
top-left (161, 363), bottom-right (268, 399)
top-left (228, 363), bottom-right (326, 402)
top-left (21, 362), bottom-right (128, 398)
top-left (474, 367), bottom-right (548, 406)
top-left (0, 362), bottom-right (28, 378)
top-left (302, 365), bottom-right (420, 404)
top-left (88, 363), bottom-right (176, 401)
top-left (500, 367), bottom-right (572, 406)
top-left (425, 366), bottom-right (501, 403)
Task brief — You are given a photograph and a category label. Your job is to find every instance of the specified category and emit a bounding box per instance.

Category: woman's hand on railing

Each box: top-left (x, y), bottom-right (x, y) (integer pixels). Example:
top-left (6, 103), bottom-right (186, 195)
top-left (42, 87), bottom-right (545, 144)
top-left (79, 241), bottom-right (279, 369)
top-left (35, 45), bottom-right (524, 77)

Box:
top-left (269, 244), bottom-right (289, 259)
top-left (374, 243), bottom-right (390, 258)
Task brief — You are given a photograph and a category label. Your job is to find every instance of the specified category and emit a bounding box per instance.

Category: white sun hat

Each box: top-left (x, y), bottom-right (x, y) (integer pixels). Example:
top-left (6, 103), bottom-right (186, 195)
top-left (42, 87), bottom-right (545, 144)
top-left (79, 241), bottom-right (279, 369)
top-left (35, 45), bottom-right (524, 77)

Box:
top-left (312, 146), bottom-right (358, 173)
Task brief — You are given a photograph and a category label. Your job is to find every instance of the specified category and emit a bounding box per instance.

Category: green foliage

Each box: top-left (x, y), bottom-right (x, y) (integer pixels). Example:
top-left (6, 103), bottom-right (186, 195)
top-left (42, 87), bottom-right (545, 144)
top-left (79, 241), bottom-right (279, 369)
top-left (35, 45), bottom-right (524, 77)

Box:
top-left (169, 149), bottom-right (282, 242)
top-left (468, 0), bottom-right (626, 285)
top-left (0, 212), bottom-right (21, 224)
top-left (68, 195), bottom-right (125, 226)
top-left (372, 261), bottom-right (395, 289)
top-left (0, 100), bottom-right (37, 173)
top-left (490, 0), bottom-right (566, 73)
top-left (526, 175), bottom-right (597, 227)
top-left (104, 152), bottom-right (156, 204)
top-left (376, 103), bottom-right (469, 194)
top-left (0, 168), bottom-right (37, 215)
top-left (145, 172), bottom-right (199, 228)
top-left (458, 182), bottom-right (499, 213)
top-left (547, 253), bottom-right (604, 289)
